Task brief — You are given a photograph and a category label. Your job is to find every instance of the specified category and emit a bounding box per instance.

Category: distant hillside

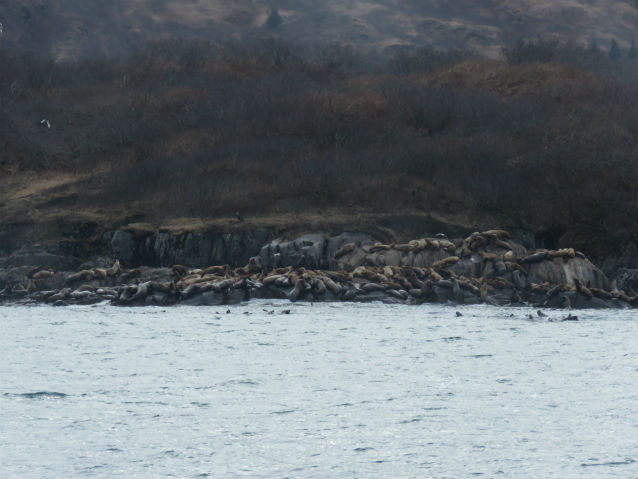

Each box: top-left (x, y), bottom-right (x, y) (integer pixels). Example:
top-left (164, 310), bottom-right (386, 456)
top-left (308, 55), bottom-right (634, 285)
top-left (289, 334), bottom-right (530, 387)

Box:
top-left (0, 0), bottom-right (636, 60)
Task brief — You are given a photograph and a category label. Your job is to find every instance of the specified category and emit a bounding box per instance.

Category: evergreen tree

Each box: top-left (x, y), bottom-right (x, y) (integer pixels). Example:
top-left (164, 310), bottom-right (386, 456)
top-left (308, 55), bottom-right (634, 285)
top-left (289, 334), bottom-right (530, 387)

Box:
top-left (609, 38), bottom-right (621, 60)
top-left (266, 8), bottom-right (283, 29)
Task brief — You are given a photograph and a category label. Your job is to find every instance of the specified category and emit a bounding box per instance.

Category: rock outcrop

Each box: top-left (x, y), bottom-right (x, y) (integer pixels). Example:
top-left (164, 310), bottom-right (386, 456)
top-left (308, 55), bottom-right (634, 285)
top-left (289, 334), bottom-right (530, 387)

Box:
top-left (2, 229), bottom-right (636, 309)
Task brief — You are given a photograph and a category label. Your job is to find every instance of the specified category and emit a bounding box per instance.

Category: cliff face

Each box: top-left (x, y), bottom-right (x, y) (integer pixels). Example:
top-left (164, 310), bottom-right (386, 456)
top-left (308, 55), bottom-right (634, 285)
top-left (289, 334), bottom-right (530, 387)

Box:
top-left (1, 0), bottom-right (636, 59)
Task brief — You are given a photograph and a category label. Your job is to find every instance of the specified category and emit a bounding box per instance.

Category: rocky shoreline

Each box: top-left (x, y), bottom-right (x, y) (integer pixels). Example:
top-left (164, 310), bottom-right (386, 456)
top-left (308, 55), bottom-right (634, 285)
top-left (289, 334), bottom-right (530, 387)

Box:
top-left (1, 230), bottom-right (636, 309)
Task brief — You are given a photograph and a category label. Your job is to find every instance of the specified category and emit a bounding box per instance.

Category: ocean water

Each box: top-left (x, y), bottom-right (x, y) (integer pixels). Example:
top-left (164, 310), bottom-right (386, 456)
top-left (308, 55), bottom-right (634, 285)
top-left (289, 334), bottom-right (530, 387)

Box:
top-left (0, 301), bottom-right (636, 478)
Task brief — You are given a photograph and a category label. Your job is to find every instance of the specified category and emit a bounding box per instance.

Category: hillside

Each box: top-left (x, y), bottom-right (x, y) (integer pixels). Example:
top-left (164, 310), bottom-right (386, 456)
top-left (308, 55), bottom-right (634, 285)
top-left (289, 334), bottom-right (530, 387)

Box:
top-left (0, 0), bottom-right (636, 60)
top-left (0, 39), bottom-right (636, 274)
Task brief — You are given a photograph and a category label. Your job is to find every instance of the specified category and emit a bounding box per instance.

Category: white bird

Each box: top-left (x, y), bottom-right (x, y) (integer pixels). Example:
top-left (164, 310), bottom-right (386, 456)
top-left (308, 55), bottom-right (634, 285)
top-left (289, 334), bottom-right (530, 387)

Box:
top-left (40, 119), bottom-right (51, 128)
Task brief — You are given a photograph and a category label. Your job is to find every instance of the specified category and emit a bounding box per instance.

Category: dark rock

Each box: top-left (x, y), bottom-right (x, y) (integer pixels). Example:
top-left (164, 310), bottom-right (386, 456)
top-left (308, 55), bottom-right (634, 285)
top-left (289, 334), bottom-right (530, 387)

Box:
top-left (0, 246), bottom-right (81, 271)
top-left (615, 268), bottom-right (638, 294)
top-left (261, 234), bottom-right (327, 270)
top-left (527, 257), bottom-right (608, 289)
top-left (109, 231), bottom-right (136, 266)
top-left (326, 233), bottom-right (376, 270)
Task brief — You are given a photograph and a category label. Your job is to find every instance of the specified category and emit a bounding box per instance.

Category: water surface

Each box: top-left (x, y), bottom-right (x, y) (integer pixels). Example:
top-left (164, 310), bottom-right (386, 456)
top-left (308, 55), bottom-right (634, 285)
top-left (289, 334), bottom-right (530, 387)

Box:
top-left (1, 302), bottom-right (636, 478)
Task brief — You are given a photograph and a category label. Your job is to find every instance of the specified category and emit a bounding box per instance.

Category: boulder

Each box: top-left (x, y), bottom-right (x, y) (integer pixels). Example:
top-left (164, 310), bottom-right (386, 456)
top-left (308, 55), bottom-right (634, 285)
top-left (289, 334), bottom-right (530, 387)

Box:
top-left (326, 233), bottom-right (376, 270)
top-left (260, 234), bottom-right (327, 270)
top-left (527, 256), bottom-right (608, 289)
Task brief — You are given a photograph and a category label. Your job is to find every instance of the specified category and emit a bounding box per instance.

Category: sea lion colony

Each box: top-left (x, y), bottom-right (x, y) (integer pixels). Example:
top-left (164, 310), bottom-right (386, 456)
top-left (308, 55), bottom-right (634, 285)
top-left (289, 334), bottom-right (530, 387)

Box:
top-left (1, 230), bottom-right (636, 309)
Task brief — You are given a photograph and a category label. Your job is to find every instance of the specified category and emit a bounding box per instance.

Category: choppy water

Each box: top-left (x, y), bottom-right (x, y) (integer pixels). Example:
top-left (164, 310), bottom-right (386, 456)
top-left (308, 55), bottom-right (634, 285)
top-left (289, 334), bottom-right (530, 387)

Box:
top-left (1, 302), bottom-right (636, 478)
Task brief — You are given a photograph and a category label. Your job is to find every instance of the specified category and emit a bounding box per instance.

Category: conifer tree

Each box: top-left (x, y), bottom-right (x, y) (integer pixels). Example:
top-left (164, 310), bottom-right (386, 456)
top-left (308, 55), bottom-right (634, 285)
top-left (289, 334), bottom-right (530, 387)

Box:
top-left (609, 38), bottom-right (621, 60)
top-left (266, 8), bottom-right (283, 29)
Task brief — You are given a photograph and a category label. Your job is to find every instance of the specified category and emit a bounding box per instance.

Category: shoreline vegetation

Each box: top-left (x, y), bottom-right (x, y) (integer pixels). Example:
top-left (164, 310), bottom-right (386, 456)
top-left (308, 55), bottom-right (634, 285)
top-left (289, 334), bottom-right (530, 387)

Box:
top-left (0, 38), bottom-right (636, 277)
top-left (1, 230), bottom-right (636, 309)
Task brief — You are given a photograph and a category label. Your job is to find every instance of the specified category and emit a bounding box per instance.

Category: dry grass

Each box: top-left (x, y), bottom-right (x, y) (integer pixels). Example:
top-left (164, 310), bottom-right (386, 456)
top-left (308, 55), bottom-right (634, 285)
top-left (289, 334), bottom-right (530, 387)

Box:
top-left (425, 59), bottom-right (604, 99)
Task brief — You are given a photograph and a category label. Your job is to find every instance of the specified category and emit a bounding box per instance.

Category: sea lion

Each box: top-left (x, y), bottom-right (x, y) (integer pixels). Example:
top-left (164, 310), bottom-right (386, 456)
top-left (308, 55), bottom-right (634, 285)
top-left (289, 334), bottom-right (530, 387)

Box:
top-left (288, 279), bottom-right (308, 302)
top-left (479, 282), bottom-right (489, 301)
top-left (172, 264), bottom-right (187, 277)
top-left (46, 288), bottom-right (71, 303)
top-left (386, 289), bottom-right (407, 300)
top-left (106, 260), bottom-right (121, 277)
top-left (429, 269), bottom-right (443, 282)
top-left (492, 277), bottom-right (515, 290)
top-left (362, 282), bottom-right (386, 292)
top-left (574, 278), bottom-right (593, 299)
top-left (458, 279), bottom-right (480, 296)
top-left (590, 287), bottom-right (612, 300)
top-left (248, 257), bottom-right (261, 274)
top-left (442, 241), bottom-right (456, 254)
top-left (494, 239), bottom-right (512, 250)
top-left (120, 269), bottom-right (141, 282)
top-left (409, 239), bottom-right (428, 251)
top-left (322, 276), bottom-right (342, 295)
top-left (505, 261), bottom-right (526, 274)
top-left (311, 278), bottom-right (326, 295)
top-left (342, 286), bottom-right (357, 301)
top-left (503, 250), bottom-right (515, 262)
top-left (370, 243), bottom-right (391, 252)
top-left (32, 270), bottom-right (55, 280)
top-left (92, 268), bottom-right (107, 280)
top-left (431, 256), bottom-right (459, 270)
top-left (66, 270), bottom-right (95, 284)
top-left (212, 279), bottom-right (234, 292)
top-left (263, 274), bottom-right (286, 285)
top-left (27, 278), bottom-right (37, 292)
top-left (521, 251), bottom-right (548, 263)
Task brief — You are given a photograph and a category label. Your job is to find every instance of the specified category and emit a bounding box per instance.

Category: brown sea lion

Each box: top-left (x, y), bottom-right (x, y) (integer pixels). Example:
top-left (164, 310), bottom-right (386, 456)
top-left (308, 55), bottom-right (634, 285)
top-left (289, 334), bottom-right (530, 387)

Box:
top-left (438, 240), bottom-right (456, 254)
top-left (370, 243), bottom-right (391, 252)
top-left (431, 256), bottom-right (459, 270)
top-left (322, 276), bottom-right (342, 295)
top-left (479, 252), bottom-right (498, 261)
top-left (93, 268), bottom-right (107, 280)
top-left (311, 278), bottom-right (326, 295)
top-left (106, 260), bottom-right (121, 277)
top-left (46, 288), bottom-right (72, 303)
top-left (32, 270), bottom-right (55, 280)
top-left (334, 243), bottom-right (357, 259)
top-left (66, 270), bottom-right (95, 284)
top-left (574, 278), bottom-right (593, 299)
top-left (590, 287), bottom-right (612, 300)
top-left (409, 239), bottom-right (428, 251)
